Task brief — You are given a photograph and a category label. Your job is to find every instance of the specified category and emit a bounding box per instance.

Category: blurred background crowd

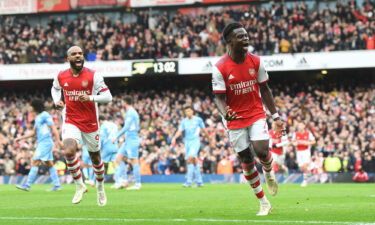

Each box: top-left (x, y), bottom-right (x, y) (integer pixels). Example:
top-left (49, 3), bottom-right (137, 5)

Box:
top-left (0, 75), bottom-right (374, 177)
top-left (0, 0), bottom-right (374, 64)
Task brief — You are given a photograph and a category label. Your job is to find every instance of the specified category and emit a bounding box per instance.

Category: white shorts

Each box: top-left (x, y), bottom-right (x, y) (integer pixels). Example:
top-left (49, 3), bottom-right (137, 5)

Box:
top-left (62, 123), bottom-right (100, 152)
top-left (271, 152), bottom-right (285, 166)
top-left (228, 118), bottom-right (269, 153)
top-left (296, 150), bottom-right (311, 167)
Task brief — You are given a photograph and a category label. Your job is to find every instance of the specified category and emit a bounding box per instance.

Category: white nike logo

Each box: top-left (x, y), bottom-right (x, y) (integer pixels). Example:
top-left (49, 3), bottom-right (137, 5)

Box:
top-left (64, 82), bottom-right (69, 87)
top-left (228, 74), bottom-right (235, 80)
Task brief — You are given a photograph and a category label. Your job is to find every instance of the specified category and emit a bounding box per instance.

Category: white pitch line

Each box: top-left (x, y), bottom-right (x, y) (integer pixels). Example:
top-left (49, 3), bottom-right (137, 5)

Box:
top-left (0, 217), bottom-right (374, 225)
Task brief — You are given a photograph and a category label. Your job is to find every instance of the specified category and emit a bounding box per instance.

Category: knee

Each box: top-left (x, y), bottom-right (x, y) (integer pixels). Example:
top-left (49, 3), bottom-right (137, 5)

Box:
top-left (63, 139), bottom-right (77, 157)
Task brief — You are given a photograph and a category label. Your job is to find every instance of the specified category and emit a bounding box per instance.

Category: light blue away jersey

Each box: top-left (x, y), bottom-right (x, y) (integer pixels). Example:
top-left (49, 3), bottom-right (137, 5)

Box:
top-left (179, 116), bottom-right (205, 141)
top-left (34, 111), bottom-right (54, 143)
top-left (100, 121), bottom-right (118, 152)
top-left (116, 107), bottom-right (140, 141)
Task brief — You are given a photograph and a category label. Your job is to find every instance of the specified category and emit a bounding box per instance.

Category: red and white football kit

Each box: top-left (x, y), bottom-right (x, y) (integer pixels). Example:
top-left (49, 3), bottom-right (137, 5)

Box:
top-left (212, 53), bottom-right (269, 152)
top-left (269, 129), bottom-right (288, 165)
top-left (51, 67), bottom-right (112, 152)
top-left (292, 130), bottom-right (315, 167)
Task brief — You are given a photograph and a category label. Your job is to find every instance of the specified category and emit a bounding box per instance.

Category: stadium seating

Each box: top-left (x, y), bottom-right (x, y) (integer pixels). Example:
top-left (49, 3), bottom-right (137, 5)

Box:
top-left (0, 1), bottom-right (374, 64)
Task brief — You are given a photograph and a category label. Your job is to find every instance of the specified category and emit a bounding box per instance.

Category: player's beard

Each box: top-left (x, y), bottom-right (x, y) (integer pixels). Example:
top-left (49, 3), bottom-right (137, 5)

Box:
top-left (70, 59), bottom-right (84, 72)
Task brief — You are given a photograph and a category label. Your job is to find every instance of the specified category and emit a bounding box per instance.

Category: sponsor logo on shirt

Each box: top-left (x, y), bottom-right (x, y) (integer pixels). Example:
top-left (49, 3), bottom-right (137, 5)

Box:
top-left (228, 74), bottom-right (235, 80)
top-left (64, 90), bottom-right (91, 101)
top-left (229, 80), bottom-right (256, 95)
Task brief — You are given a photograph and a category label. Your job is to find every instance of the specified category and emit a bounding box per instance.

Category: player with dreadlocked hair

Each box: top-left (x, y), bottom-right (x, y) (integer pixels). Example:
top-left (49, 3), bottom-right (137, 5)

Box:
top-left (212, 22), bottom-right (287, 216)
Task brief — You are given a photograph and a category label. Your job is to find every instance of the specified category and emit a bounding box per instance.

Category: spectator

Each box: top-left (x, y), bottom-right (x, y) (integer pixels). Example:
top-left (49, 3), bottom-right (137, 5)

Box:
top-left (1, 1), bottom-right (375, 64)
top-left (352, 168), bottom-right (369, 182)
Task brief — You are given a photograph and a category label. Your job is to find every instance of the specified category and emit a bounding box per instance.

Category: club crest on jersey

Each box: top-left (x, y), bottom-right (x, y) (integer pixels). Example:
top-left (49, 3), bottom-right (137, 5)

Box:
top-left (249, 68), bottom-right (256, 76)
top-left (82, 80), bottom-right (88, 88)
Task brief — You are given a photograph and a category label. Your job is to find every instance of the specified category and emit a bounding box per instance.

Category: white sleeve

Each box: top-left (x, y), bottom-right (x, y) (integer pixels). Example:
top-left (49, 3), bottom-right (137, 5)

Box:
top-left (93, 73), bottom-right (109, 93)
top-left (276, 136), bottom-right (289, 147)
top-left (212, 66), bottom-right (226, 93)
top-left (309, 132), bottom-right (315, 141)
top-left (90, 90), bottom-right (112, 103)
top-left (90, 73), bottom-right (112, 103)
top-left (51, 74), bottom-right (62, 105)
top-left (257, 59), bottom-right (269, 84)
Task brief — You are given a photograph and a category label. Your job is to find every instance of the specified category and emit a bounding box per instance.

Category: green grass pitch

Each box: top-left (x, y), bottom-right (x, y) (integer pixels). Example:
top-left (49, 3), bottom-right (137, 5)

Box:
top-left (0, 183), bottom-right (374, 225)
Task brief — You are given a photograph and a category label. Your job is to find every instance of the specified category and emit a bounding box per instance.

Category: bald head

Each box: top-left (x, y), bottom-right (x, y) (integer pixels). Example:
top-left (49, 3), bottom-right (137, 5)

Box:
top-left (67, 46), bottom-right (83, 57)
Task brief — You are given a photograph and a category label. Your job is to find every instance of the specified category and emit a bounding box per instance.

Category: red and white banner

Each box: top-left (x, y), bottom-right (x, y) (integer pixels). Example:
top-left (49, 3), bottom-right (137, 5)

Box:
top-left (0, 0), bottom-right (37, 15)
top-left (202, 0), bottom-right (252, 3)
top-left (37, 0), bottom-right (70, 12)
top-left (129, 0), bottom-right (196, 7)
top-left (69, 0), bottom-right (118, 9)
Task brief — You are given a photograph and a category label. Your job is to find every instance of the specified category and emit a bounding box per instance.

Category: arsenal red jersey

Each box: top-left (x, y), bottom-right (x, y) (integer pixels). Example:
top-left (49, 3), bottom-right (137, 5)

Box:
top-left (292, 130), bottom-right (315, 151)
top-left (52, 67), bottom-right (109, 133)
top-left (212, 53), bottom-right (269, 130)
top-left (269, 129), bottom-right (283, 155)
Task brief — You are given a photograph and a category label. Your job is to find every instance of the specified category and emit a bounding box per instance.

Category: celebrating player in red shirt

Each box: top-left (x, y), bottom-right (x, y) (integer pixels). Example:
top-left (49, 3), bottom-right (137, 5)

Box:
top-left (269, 123), bottom-right (289, 176)
top-left (212, 23), bottom-right (285, 216)
top-left (292, 122), bottom-right (316, 187)
top-left (51, 46), bottom-right (112, 206)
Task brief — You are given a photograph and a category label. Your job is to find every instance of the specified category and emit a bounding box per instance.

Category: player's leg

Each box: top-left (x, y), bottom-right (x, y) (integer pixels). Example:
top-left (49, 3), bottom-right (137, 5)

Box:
top-left (62, 124), bottom-right (87, 204)
top-left (238, 148), bottom-right (271, 216)
top-left (45, 160), bottom-right (62, 191)
top-left (191, 139), bottom-right (203, 187)
top-left (83, 131), bottom-right (106, 206)
top-left (127, 141), bottom-right (141, 190)
top-left (298, 150), bottom-right (311, 187)
top-left (250, 119), bottom-right (278, 196)
top-left (229, 127), bottom-right (271, 216)
top-left (184, 142), bottom-right (195, 187)
top-left (112, 144), bottom-right (127, 189)
top-left (16, 159), bottom-right (41, 191)
top-left (278, 154), bottom-right (289, 176)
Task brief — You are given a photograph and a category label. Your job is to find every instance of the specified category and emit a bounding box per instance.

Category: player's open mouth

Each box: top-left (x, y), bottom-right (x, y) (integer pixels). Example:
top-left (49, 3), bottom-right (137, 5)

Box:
top-left (75, 60), bottom-right (83, 66)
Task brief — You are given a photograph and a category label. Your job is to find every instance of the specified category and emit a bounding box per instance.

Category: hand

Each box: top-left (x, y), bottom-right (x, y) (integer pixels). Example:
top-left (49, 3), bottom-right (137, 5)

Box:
top-left (273, 119), bottom-right (286, 137)
top-left (55, 101), bottom-right (65, 110)
top-left (112, 138), bottom-right (117, 144)
top-left (57, 141), bottom-right (64, 149)
top-left (78, 94), bottom-right (90, 102)
top-left (14, 137), bottom-right (20, 142)
top-left (224, 106), bottom-right (242, 121)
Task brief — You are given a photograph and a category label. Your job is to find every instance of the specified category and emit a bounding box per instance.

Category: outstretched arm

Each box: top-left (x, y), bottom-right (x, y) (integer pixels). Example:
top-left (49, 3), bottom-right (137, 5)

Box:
top-left (14, 128), bottom-right (36, 142)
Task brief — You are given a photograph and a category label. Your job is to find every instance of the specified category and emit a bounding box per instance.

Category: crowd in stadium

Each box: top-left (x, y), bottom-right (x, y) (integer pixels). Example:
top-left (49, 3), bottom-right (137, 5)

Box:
top-left (0, 79), bottom-right (374, 177)
top-left (0, 0), bottom-right (374, 64)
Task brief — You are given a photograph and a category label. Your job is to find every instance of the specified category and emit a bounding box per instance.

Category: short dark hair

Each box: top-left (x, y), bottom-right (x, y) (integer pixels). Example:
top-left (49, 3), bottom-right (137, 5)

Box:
top-left (124, 96), bottom-right (133, 105)
top-left (31, 99), bottom-right (45, 113)
top-left (222, 22), bottom-right (244, 43)
top-left (184, 105), bottom-right (193, 111)
top-left (99, 115), bottom-right (106, 121)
